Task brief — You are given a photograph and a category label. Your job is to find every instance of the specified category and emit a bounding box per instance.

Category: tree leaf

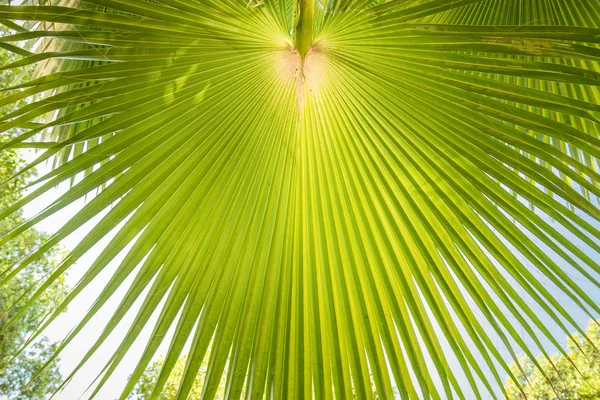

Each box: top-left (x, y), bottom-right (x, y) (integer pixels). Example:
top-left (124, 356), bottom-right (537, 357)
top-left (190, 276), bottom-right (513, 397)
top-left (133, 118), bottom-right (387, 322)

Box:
top-left (1, 0), bottom-right (599, 398)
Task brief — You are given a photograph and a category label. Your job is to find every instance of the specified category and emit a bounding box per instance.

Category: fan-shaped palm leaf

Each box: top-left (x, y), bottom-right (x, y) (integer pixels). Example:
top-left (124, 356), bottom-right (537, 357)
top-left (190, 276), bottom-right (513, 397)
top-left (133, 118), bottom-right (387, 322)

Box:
top-left (1, 0), bottom-right (600, 398)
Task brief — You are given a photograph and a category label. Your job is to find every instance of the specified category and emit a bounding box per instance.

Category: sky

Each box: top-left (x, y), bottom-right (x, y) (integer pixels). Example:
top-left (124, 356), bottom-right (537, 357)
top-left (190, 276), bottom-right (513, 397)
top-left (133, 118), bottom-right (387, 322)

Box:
top-left (18, 148), bottom-right (600, 400)
top-left (20, 150), bottom-right (175, 400)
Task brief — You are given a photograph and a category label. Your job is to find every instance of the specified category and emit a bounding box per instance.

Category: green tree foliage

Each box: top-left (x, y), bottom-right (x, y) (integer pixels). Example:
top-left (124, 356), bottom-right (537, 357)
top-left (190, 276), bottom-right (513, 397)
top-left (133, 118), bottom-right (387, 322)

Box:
top-left (129, 351), bottom-right (225, 400)
top-left (0, 36), bottom-right (68, 400)
top-left (505, 319), bottom-right (600, 400)
top-left (128, 351), bottom-right (382, 399)
top-left (0, 149), bottom-right (68, 400)
top-left (1, 1), bottom-right (600, 398)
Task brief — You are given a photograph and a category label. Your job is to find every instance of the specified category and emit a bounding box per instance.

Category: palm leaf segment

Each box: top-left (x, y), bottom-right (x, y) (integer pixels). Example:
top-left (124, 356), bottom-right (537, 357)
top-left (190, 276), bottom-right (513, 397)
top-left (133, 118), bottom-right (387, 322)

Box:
top-left (1, 0), bottom-right (600, 398)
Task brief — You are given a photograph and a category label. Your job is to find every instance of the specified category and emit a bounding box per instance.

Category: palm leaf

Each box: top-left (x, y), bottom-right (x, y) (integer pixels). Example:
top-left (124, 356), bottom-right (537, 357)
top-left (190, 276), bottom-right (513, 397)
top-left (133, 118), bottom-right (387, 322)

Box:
top-left (1, 0), bottom-right (599, 398)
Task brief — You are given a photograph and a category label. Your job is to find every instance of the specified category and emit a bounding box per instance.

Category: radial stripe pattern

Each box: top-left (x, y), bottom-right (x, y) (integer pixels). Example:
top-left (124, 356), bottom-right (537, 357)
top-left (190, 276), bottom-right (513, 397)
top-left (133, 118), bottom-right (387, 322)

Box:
top-left (1, 0), bottom-right (600, 399)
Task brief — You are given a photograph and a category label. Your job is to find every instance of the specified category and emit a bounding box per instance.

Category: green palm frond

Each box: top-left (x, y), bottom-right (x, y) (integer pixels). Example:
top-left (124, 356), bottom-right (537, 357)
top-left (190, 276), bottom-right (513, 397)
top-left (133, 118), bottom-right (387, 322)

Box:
top-left (1, 0), bottom-right (600, 398)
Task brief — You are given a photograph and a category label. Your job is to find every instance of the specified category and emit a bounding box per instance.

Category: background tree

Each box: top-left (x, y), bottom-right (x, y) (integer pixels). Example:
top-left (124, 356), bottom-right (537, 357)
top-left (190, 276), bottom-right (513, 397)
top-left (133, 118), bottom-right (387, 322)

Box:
top-left (128, 350), bottom-right (382, 399)
top-left (505, 319), bottom-right (600, 400)
top-left (128, 351), bottom-right (225, 400)
top-left (0, 37), bottom-right (68, 400)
